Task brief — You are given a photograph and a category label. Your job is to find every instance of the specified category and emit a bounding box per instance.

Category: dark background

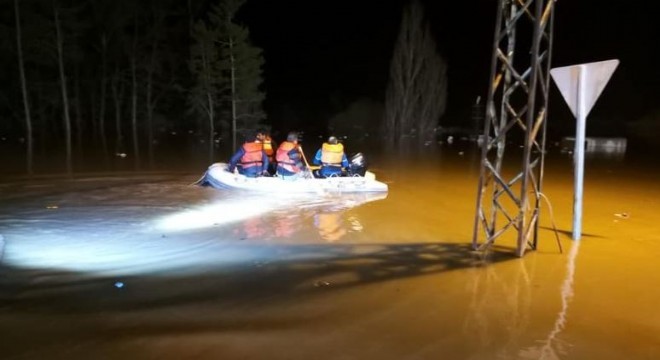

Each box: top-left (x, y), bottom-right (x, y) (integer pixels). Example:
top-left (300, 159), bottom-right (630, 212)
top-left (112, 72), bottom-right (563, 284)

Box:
top-left (1, 0), bottom-right (658, 174)
top-left (238, 0), bottom-right (658, 140)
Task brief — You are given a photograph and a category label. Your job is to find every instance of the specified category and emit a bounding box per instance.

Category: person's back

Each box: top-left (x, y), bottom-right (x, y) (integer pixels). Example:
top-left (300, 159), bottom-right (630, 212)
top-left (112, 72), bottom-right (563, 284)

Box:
top-left (313, 136), bottom-right (349, 178)
top-left (257, 130), bottom-right (277, 175)
top-left (228, 133), bottom-right (269, 177)
top-left (276, 132), bottom-right (304, 179)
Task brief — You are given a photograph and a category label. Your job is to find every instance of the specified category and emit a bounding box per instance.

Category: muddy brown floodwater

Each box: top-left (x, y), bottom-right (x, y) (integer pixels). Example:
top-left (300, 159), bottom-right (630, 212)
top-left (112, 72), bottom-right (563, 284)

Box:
top-left (0, 148), bottom-right (658, 359)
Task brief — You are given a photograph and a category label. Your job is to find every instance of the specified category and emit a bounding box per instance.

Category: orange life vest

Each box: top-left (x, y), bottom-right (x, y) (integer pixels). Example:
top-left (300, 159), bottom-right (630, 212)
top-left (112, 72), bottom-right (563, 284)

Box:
top-left (240, 142), bottom-right (263, 169)
top-left (262, 137), bottom-right (275, 161)
top-left (276, 141), bottom-right (302, 173)
top-left (321, 142), bottom-right (344, 166)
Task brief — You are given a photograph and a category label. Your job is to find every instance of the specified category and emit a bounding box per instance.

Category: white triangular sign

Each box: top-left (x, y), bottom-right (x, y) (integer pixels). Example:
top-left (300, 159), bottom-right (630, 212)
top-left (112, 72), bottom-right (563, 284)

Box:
top-left (550, 59), bottom-right (619, 119)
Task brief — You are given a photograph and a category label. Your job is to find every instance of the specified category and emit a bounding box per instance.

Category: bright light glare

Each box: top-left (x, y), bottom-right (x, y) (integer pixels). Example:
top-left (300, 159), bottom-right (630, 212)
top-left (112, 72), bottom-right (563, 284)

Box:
top-left (5, 233), bottom-right (272, 276)
top-left (155, 192), bottom-right (386, 232)
top-left (157, 197), bottom-right (277, 231)
top-left (2, 191), bottom-right (386, 276)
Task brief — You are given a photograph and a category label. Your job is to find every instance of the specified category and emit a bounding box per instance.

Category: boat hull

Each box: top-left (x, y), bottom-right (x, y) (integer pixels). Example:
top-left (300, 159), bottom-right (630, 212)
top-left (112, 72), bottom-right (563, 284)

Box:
top-left (197, 163), bottom-right (388, 193)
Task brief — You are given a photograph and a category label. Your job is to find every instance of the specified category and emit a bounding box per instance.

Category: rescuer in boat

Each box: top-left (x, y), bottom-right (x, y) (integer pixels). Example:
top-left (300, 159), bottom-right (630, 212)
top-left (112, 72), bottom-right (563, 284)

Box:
top-left (227, 132), bottom-right (270, 177)
top-left (256, 129), bottom-right (277, 175)
top-left (275, 131), bottom-right (306, 180)
top-left (313, 136), bottom-right (349, 178)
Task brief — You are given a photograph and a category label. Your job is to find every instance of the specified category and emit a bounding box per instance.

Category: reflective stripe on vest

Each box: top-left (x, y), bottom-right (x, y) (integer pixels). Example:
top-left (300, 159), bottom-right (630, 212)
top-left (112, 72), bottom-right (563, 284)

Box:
top-left (262, 139), bottom-right (274, 159)
top-left (240, 142), bottom-right (263, 169)
top-left (321, 142), bottom-right (344, 166)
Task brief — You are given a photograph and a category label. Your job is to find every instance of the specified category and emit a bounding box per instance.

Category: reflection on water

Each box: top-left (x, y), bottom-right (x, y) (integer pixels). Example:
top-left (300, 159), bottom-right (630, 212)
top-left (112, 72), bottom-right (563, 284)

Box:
top-left (463, 252), bottom-right (534, 358)
top-left (534, 240), bottom-right (581, 360)
top-left (314, 212), bottom-right (346, 242)
top-left (559, 137), bottom-right (627, 162)
top-left (231, 192), bottom-right (387, 242)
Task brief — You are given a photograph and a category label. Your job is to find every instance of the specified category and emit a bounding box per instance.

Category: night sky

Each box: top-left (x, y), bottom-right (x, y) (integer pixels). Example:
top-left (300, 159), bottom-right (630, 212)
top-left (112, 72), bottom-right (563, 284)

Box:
top-left (1, 0), bottom-right (658, 174)
top-left (237, 0), bottom-right (659, 139)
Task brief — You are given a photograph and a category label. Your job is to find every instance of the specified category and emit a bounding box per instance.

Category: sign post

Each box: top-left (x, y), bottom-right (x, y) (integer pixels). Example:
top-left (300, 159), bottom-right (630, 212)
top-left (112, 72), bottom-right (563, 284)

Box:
top-left (550, 59), bottom-right (619, 240)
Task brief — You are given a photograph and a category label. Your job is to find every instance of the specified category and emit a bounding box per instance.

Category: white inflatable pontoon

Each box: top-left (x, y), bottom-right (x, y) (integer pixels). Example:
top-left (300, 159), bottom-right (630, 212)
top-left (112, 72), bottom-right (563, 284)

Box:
top-left (196, 163), bottom-right (388, 193)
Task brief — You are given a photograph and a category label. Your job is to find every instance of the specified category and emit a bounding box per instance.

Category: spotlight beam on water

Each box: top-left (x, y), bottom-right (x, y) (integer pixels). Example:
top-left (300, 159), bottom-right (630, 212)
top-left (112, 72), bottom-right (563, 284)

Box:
top-left (2, 192), bottom-right (386, 276)
top-left (156, 198), bottom-right (279, 232)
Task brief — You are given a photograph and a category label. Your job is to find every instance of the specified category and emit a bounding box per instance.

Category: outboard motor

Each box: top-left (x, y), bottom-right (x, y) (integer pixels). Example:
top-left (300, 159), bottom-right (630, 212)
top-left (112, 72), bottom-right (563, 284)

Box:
top-left (348, 152), bottom-right (368, 176)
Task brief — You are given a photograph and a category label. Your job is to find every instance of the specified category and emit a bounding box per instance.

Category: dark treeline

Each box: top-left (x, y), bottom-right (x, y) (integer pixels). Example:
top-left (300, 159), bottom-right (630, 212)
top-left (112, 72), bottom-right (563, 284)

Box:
top-left (1, 0), bottom-right (264, 175)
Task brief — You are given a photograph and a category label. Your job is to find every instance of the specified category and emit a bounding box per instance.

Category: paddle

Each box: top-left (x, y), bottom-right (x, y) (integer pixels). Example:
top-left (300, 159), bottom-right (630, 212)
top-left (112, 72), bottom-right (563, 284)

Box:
top-left (298, 145), bottom-right (316, 179)
top-left (296, 145), bottom-right (328, 195)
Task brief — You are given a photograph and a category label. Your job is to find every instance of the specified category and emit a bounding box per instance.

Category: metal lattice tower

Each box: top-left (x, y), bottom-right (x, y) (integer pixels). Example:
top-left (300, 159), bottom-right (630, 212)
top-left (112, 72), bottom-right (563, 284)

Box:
top-left (472, 0), bottom-right (556, 257)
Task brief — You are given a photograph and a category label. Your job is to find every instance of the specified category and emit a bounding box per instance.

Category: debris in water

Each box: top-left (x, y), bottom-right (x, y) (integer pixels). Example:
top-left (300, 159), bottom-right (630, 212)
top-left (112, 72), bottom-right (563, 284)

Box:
top-left (46, 205), bottom-right (59, 209)
top-left (314, 281), bottom-right (331, 288)
top-left (114, 282), bottom-right (124, 289)
top-left (614, 212), bottom-right (630, 219)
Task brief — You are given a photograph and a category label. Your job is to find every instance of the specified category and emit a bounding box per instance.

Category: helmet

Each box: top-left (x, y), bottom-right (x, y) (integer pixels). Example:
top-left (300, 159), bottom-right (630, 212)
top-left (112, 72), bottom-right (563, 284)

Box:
top-left (327, 136), bottom-right (338, 145)
top-left (287, 131), bottom-right (299, 142)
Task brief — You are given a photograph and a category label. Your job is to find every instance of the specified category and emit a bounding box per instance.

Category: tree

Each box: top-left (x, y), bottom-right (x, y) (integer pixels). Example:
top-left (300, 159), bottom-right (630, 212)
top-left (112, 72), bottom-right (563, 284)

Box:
top-left (90, 0), bottom-right (136, 167)
top-left (111, 66), bottom-right (126, 157)
top-left (63, 4), bottom-right (91, 169)
top-left (144, 23), bottom-right (158, 169)
top-left (41, 1), bottom-right (88, 174)
top-left (14, 0), bottom-right (34, 175)
top-left (2, 0), bottom-right (258, 174)
top-left (211, 0), bottom-right (265, 151)
top-left (53, 3), bottom-right (73, 175)
top-left (189, 20), bottom-right (222, 163)
top-left (143, 0), bottom-right (175, 169)
top-left (383, 0), bottom-right (447, 148)
top-left (88, 2), bottom-right (145, 171)
top-left (97, 33), bottom-right (109, 162)
top-left (129, 15), bottom-right (140, 170)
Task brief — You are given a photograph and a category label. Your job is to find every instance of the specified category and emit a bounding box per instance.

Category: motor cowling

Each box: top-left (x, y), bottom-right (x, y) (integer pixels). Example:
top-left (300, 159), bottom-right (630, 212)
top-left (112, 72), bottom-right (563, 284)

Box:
top-left (348, 152), bottom-right (367, 176)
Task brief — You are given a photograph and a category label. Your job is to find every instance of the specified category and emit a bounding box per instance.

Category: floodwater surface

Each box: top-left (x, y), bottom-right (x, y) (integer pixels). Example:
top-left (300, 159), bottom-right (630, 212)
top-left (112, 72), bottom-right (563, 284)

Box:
top-left (0, 148), bottom-right (658, 359)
